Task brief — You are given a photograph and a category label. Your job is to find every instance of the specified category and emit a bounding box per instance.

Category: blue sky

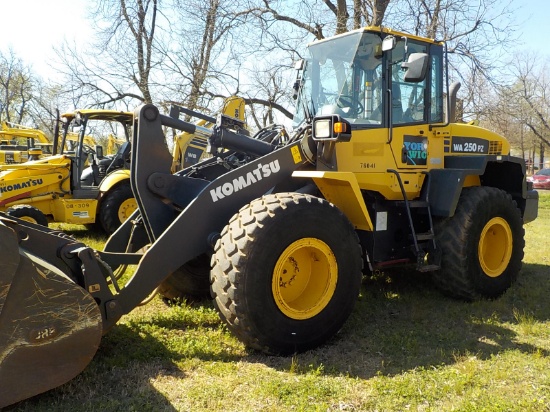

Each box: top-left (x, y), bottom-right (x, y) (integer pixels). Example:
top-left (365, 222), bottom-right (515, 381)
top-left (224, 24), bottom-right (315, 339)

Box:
top-left (514, 0), bottom-right (550, 52)
top-left (0, 0), bottom-right (548, 80)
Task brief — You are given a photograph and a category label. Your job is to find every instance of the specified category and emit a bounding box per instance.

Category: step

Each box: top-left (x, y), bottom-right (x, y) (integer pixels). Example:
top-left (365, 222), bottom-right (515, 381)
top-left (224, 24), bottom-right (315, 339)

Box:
top-left (417, 264), bottom-right (440, 272)
top-left (395, 200), bottom-right (429, 208)
top-left (415, 232), bottom-right (434, 241)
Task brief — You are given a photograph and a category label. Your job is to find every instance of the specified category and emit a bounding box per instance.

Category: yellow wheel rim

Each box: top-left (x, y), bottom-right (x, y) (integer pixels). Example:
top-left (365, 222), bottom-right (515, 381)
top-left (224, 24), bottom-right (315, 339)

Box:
top-left (272, 238), bottom-right (337, 320)
top-left (18, 216), bottom-right (39, 224)
top-left (478, 217), bottom-right (513, 278)
top-left (118, 198), bottom-right (137, 223)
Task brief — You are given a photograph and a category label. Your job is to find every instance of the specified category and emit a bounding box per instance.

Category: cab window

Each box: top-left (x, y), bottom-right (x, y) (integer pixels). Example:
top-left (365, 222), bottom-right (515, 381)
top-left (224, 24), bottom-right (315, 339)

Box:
top-left (390, 39), bottom-right (428, 125)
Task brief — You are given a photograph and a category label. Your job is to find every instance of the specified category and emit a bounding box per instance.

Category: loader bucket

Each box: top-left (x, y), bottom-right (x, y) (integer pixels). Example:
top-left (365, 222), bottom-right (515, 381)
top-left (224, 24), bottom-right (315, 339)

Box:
top-left (0, 220), bottom-right (103, 408)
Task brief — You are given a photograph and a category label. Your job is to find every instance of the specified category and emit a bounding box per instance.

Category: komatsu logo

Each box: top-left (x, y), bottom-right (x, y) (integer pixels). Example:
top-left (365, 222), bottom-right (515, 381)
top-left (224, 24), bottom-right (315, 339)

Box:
top-left (210, 160), bottom-right (281, 202)
top-left (0, 178), bottom-right (44, 194)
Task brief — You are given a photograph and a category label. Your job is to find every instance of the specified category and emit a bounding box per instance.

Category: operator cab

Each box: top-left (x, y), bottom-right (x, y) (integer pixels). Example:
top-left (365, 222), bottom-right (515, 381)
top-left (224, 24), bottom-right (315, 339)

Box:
top-left (57, 110), bottom-right (132, 189)
top-left (293, 27), bottom-right (445, 131)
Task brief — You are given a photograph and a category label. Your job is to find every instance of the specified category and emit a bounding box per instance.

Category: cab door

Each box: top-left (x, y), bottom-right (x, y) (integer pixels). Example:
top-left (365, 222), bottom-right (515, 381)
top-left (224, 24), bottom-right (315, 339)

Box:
top-left (386, 38), bottom-right (446, 173)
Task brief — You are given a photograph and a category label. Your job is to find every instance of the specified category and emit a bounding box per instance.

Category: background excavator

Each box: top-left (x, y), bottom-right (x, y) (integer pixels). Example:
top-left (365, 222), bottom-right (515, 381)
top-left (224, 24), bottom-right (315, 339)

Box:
top-left (0, 121), bottom-right (53, 164)
top-left (0, 27), bottom-right (538, 407)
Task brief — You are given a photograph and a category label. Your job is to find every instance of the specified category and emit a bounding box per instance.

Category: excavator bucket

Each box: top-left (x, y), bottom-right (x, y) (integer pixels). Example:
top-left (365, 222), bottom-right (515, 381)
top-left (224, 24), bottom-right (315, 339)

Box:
top-left (0, 219), bottom-right (103, 408)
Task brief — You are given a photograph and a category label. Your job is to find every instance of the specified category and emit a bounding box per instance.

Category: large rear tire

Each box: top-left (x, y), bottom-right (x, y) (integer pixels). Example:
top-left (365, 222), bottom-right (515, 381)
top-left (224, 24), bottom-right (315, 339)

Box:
top-left (158, 254), bottom-right (212, 302)
top-left (5, 205), bottom-right (48, 227)
top-left (98, 183), bottom-right (137, 234)
top-left (211, 193), bottom-right (363, 355)
top-left (433, 186), bottom-right (524, 300)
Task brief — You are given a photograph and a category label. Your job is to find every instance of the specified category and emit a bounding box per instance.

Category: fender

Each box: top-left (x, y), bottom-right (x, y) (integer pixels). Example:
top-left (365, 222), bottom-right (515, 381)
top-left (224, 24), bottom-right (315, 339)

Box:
top-left (428, 155), bottom-right (536, 220)
top-left (98, 169), bottom-right (130, 193)
top-left (292, 170), bottom-right (374, 231)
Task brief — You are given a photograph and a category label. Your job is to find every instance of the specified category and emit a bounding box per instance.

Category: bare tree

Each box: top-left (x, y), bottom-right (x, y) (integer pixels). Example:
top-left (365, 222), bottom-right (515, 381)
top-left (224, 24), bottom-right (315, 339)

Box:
top-left (387, 0), bottom-right (520, 118)
top-left (54, 0), bottom-right (162, 109)
top-left (479, 51), bottom-right (550, 170)
top-left (0, 50), bottom-right (35, 124)
top-left (506, 54), bottom-right (550, 168)
top-left (158, 0), bottom-right (250, 115)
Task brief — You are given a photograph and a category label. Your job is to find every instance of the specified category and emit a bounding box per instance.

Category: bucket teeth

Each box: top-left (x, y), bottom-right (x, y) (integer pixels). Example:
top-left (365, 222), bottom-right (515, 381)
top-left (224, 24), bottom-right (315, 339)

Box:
top-left (0, 221), bottom-right (103, 408)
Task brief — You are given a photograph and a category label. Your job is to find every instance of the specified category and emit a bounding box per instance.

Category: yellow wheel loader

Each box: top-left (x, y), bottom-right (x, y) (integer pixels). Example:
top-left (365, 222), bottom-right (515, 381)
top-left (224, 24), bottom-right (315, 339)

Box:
top-left (0, 27), bottom-right (538, 407)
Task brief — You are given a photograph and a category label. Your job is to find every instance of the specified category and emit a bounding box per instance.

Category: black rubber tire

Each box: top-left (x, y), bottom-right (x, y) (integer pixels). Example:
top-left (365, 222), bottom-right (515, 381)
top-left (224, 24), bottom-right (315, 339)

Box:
top-left (98, 183), bottom-right (135, 234)
top-left (432, 186), bottom-right (524, 301)
top-left (158, 254), bottom-right (212, 302)
top-left (211, 193), bottom-right (363, 355)
top-left (6, 205), bottom-right (48, 226)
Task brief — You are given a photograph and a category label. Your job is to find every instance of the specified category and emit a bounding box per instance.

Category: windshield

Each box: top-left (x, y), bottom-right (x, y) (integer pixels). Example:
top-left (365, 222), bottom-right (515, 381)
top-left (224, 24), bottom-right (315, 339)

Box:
top-left (293, 31), bottom-right (383, 128)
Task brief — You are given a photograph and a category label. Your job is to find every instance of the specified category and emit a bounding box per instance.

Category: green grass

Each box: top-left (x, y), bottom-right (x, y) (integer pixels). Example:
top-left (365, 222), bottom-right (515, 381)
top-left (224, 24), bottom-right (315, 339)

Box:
top-left (10, 192), bottom-right (550, 411)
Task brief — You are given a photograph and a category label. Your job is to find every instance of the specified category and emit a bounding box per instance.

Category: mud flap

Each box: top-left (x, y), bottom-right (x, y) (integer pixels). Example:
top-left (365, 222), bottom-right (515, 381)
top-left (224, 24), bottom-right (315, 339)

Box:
top-left (0, 222), bottom-right (103, 408)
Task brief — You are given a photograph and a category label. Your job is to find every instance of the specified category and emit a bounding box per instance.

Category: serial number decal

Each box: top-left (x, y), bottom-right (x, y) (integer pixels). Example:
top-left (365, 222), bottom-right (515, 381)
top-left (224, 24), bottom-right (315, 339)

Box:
top-left (66, 203), bottom-right (90, 208)
top-left (360, 162), bottom-right (376, 169)
top-left (451, 136), bottom-right (489, 154)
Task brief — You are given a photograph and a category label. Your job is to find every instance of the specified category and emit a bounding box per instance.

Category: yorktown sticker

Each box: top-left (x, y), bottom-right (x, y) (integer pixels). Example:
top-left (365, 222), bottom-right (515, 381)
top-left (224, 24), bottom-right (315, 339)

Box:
top-left (210, 160), bottom-right (281, 202)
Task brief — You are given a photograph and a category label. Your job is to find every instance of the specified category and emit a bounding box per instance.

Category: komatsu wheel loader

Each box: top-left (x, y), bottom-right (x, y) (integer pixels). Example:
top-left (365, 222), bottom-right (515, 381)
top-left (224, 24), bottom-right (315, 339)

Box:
top-left (0, 27), bottom-right (538, 407)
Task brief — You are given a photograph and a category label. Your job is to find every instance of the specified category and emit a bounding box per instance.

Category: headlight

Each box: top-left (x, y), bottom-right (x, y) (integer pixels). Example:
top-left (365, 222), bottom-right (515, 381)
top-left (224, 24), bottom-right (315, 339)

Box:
top-left (312, 115), bottom-right (352, 142)
top-left (314, 119), bottom-right (331, 139)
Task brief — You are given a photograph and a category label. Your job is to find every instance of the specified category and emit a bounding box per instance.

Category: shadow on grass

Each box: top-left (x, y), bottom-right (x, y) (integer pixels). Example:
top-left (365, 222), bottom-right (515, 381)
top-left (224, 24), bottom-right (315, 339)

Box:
top-left (11, 261), bottom-right (550, 410)
top-left (258, 262), bottom-right (550, 379)
top-left (9, 322), bottom-right (180, 412)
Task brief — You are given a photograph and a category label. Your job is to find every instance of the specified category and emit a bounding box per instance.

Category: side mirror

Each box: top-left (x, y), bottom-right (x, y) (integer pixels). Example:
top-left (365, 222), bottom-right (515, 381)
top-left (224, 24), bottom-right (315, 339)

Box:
top-left (402, 53), bottom-right (429, 83)
top-left (382, 36), bottom-right (396, 52)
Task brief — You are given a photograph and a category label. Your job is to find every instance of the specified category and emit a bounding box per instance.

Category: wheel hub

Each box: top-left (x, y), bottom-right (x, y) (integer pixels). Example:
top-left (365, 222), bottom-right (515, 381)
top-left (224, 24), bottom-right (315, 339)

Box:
top-left (117, 198), bottom-right (137, 223)
top-left (272, 238), bottom-right (337, 320)
top-left (478, 217), bottom-right (513, 278)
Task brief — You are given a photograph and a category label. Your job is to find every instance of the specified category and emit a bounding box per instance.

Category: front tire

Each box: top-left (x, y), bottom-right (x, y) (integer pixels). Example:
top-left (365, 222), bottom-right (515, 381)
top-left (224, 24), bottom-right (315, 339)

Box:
top-left (98, 183), bottom-right (137, 234)
top-left (211, 193), bottom-right (363, 355)
top-left (433, 186), bottom-right (524, 300)
top-left (6, 205), bottom-right (48, 226)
